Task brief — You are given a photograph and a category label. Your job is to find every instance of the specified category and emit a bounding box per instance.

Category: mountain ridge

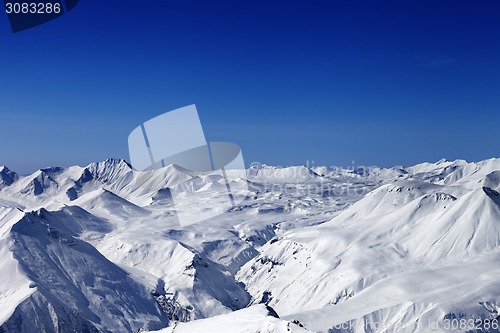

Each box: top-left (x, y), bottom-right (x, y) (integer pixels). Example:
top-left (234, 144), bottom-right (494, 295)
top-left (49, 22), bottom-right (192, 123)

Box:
top-left (1, 157), bottom-right (499, 332)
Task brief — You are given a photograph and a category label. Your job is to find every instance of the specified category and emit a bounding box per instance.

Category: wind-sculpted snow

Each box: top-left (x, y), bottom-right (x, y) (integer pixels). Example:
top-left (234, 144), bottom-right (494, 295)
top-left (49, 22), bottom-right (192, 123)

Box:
top-left (1, 210), bottom-right (167, 333)
top-left (0, 158), bottom-right (499, 332)
top-left (238, 159), bottom-right (500, 332)
top-left (147, 304), bottom-right (313, 333)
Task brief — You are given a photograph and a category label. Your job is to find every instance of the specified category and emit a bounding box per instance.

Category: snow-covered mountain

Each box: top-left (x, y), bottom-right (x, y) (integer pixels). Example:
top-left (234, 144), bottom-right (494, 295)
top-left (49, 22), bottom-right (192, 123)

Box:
top-left (0, 166), bottom-right (18, 189)
top-left (149, 304), bottom-right (312, 333)
top-left (0, 158), bottom-right (499, 332)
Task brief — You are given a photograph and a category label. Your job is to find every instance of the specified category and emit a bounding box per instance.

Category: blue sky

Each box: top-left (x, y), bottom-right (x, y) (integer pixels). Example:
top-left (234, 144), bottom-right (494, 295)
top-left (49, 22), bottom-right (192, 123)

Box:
top-left (1, 0), bottom-right (499, 174)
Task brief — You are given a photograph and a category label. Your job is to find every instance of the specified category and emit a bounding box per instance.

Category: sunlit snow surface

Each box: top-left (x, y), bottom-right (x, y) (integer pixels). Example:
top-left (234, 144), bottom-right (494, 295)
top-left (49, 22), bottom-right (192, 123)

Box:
top-left (0, 158), bottom-right (499, 332)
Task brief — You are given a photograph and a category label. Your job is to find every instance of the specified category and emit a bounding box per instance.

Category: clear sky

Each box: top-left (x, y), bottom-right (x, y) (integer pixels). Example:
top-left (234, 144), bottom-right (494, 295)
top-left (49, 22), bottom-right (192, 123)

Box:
top-left (1, 0), bottom-right (499, 174)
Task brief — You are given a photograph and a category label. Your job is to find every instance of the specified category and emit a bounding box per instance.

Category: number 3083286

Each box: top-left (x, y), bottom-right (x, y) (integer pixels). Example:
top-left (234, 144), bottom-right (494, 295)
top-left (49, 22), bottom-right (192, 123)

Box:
top-left (5, 3), bottom-right (62, 14)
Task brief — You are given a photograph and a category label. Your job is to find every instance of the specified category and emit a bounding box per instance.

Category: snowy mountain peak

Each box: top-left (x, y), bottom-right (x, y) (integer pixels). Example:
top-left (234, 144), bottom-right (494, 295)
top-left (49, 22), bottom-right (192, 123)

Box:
top-left (485, 170), bottom-right (500, 192)
top-left (96, 157), bottom-right (132, 168)
top-left (248, 165), bottom-right (321, 182)
top-left (1, 157), bottom-right (499, 332)
top-left (39, 166), bottom-right (65, 174)
top-left (0, 165), bottom-right (18, 187)
top-left (85, 158), bottom-right (132, 178)
top-left (71, 159), bottom-right (136, 194)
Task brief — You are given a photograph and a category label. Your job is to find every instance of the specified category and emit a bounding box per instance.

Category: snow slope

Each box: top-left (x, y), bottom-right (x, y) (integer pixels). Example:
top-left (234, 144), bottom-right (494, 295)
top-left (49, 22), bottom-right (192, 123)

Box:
top-left (148, 304), bottom-right (312, 333)
top-left (238, 159), bottom-right (500, 332)
top-left (0, 158), bottom-right (499, 332)
top-left (0, 209), bottom-right (167, 333)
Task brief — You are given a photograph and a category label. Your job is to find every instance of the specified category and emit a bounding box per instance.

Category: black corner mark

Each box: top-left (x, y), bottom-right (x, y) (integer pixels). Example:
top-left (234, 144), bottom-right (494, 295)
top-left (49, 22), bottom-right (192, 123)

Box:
top-left (4, 0), bottom-right (79, 33)
top-left (63, 0), bottom-right (77, 11)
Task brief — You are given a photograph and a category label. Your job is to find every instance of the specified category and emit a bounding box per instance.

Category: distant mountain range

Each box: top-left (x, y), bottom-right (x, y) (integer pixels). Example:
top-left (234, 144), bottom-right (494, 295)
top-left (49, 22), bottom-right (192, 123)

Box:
top-left (1, 158), bottom-right (499, 333)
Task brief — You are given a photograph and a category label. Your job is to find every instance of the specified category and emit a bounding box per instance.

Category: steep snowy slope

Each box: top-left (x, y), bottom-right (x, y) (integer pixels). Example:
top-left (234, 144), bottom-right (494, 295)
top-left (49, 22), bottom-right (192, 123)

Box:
top-left (0, 210), bottom-right (168, 333)
top-left (149, 304), bottom-right (312, 333)
top-left (237, 161), bottom-right (500, 332)
top-left (0, 158), bottom-right (498, 332)
top-left (0, 166), bottom-right (18, 188)
top-left (0, 208), bottom-right (31, 326)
